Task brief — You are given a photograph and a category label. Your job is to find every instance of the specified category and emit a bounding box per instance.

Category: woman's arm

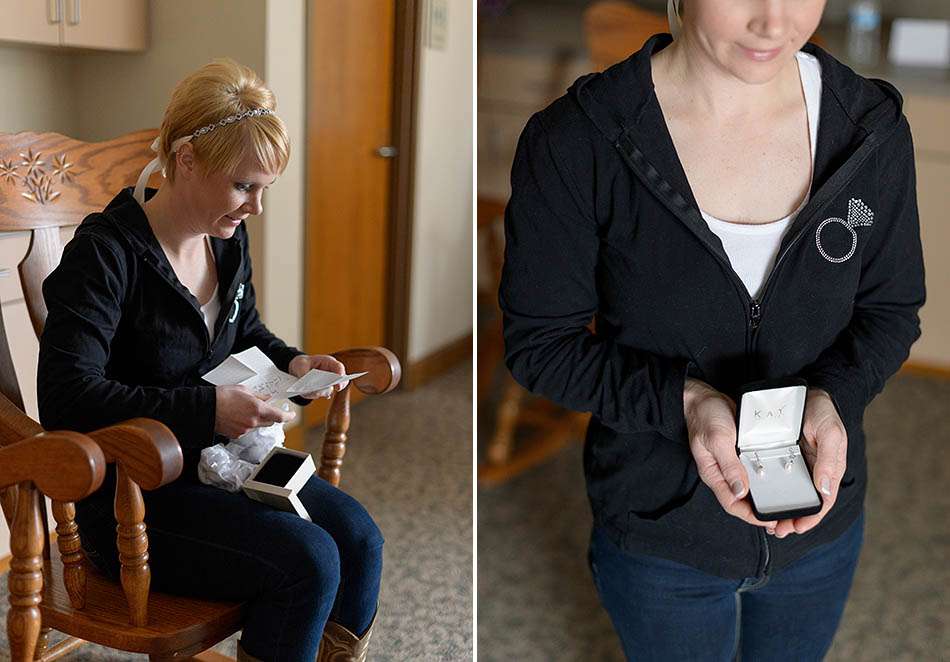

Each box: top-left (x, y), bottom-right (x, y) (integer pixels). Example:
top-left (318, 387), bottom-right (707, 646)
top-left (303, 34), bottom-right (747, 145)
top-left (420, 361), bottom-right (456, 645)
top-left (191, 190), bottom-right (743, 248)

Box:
top-left (38, 233), bottom-right (217, 449)
top-left (500, 113), bottom-right (692, 440)
top-left (801, 117), bottom-right (926, 426)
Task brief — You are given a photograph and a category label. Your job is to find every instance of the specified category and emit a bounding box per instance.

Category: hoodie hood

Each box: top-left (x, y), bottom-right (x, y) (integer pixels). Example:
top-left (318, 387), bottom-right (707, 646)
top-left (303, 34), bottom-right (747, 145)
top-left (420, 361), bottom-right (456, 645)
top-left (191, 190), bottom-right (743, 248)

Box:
top-left (570, 33), bottom-right (904, 148)
top-left (81, 186), bottom-right (168, 259)
top-left (75, 185), bottom-right (246, 304)
top-left (564, 32), bottom-right (907, 275)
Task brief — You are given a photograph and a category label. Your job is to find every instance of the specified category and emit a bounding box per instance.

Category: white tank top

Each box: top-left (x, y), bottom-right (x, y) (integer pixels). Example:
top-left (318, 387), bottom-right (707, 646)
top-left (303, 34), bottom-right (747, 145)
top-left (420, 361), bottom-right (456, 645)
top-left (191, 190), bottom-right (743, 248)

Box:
top-left (700, 50), bottom-right (822, 300)
top-left (199, 235), bottom-right (221, 335)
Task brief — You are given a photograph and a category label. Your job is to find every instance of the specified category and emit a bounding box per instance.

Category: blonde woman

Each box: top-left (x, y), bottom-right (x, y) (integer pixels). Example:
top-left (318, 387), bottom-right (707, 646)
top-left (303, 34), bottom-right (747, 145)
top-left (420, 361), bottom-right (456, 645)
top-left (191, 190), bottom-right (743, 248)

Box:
top-left (501, 0), bottom-right (924, 658)
top-left (38, 59), bottom-right (380, 661)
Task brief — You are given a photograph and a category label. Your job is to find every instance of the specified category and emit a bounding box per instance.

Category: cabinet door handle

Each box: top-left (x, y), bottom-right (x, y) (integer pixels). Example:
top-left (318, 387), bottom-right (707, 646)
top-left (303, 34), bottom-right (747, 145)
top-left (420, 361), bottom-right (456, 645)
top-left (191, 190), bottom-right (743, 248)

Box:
top-left (48, 0), bottom-right (62, 24)
top-left (376, 146), bottom-right (398, 158)
top-left (67, 0), bottom-right (81, 25)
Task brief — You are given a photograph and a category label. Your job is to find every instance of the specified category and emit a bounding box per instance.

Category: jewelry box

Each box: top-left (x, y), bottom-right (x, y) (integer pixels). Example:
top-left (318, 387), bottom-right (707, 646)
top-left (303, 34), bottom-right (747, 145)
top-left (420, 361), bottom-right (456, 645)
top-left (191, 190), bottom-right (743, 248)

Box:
top-left (735, 378), bottom-right (823, 521)
top-left (242, 446), bottom-right (315, 521)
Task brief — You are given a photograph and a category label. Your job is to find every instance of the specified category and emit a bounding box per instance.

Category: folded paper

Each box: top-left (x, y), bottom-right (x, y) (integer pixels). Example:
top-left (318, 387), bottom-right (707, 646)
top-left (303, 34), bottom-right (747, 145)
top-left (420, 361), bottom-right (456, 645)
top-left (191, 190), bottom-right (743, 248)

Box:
top-left (201, 346), bottom-right (366, 400)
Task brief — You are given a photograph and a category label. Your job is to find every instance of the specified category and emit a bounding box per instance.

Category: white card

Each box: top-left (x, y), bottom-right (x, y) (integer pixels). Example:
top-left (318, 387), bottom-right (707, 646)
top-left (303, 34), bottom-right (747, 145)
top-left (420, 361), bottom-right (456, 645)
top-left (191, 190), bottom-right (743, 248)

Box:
top-left (286, 369), bottom-right (368, 395)
top-left (202, 347), bottom-right (365, 400)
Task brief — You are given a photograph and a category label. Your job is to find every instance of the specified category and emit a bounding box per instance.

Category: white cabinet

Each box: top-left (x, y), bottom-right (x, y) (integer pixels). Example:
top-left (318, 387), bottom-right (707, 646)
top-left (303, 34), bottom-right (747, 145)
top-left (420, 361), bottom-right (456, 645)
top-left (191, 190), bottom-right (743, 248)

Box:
top-left (0, 1), bottom-right (61, 47)
top-left (0, 0), bottom-right (147, 52)
top-left (61, 0), bottom-right (147, 51)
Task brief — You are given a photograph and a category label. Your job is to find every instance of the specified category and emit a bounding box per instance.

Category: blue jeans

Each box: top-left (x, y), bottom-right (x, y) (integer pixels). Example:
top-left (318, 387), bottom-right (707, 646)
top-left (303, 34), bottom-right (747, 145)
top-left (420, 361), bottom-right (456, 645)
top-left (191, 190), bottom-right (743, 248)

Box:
top-left (588, 510), bottom-right (865, 661)
top-left (76, 473), bottom-right (383, 662)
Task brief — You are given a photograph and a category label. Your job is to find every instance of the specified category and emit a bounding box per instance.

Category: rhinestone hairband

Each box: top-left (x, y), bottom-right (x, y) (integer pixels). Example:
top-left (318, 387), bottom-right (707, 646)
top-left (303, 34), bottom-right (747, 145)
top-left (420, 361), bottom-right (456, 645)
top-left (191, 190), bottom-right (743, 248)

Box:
top-left (133, 107), bottom-right (276, 206)
top-left (191, 107), bottom-right (274, 138)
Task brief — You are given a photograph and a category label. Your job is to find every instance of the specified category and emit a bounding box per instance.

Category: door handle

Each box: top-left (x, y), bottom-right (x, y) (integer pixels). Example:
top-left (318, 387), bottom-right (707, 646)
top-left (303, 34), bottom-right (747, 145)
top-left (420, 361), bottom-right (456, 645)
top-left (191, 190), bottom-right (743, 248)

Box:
top-left (67, 0), bottom-right (81, 25)
top-left (48, 0), bottom-right (62, 24)
top-left (375, 146), bottom-right (398, 158)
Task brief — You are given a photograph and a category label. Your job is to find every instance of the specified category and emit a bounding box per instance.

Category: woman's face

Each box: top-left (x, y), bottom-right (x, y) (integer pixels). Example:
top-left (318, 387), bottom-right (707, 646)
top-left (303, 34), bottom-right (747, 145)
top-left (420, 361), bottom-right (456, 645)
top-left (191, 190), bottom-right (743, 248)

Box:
top-left (175, 142), bottom-right (277, 239)
top-left (682, 0), bottom-right (827, 83)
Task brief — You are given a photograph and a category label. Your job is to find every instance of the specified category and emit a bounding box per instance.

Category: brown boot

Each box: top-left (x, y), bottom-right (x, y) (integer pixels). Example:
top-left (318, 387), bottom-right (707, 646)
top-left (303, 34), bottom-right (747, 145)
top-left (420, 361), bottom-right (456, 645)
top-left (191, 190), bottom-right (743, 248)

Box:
top-left (316, 612), bottom-right (376, 662)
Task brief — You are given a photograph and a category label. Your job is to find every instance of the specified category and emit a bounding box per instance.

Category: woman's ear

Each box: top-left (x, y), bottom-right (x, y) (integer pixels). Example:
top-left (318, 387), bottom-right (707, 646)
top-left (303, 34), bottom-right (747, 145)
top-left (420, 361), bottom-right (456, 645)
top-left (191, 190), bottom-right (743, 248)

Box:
top-left (176, 142), bottom-right (197, 180)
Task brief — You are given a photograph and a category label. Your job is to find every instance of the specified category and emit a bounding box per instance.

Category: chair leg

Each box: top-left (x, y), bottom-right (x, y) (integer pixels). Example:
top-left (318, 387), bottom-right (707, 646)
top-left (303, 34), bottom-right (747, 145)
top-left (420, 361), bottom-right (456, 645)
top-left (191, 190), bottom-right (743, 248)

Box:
top-left (8, 481), bottom-right (43, 662)
top-left (486, 376), bottom-right (525, 465)
top-left (318, 388), bottom-right (351, 487)
top-left (51, 501), bottom-right (85, 609)
top-left (34, 636), bottom-right (85, 662)
top-left (114, 464), bottom-right (150, 627)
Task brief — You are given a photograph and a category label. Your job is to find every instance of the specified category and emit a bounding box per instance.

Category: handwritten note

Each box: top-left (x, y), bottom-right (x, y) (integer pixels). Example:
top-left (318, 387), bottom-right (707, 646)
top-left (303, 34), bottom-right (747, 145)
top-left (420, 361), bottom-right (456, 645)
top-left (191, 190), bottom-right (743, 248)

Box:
top-left (201, 347), bottom-right (366, 400)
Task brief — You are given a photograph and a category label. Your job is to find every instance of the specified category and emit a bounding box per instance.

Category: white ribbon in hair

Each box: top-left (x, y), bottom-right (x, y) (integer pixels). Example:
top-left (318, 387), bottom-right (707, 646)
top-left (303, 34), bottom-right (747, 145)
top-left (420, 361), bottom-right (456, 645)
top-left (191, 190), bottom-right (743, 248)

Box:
top-left (668, 0), bottom-right (682, 39)
top-left (133, 134), bottom-right (193, 206)
top-left (132, 108), bottom-right (275, 206)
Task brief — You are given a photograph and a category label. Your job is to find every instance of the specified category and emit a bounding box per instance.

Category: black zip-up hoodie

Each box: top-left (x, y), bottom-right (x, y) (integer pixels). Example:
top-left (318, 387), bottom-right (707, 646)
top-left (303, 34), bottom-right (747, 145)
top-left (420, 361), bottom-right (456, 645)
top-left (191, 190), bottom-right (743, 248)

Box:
top-left (500, 34), bottom-right (925, 579)
top-left (38, 186), bottom-right (307, 483)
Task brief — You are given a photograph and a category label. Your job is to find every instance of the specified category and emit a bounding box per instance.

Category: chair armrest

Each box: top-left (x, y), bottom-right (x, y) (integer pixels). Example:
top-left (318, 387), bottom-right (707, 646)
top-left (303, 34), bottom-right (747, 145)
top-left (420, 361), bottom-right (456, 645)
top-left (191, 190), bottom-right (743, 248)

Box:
top-left (332, 346), bottom-right (401, 395)
top-left (0, 431), bottom-right (105, 501)
top-left (85, 418), bottom-right (183, 490)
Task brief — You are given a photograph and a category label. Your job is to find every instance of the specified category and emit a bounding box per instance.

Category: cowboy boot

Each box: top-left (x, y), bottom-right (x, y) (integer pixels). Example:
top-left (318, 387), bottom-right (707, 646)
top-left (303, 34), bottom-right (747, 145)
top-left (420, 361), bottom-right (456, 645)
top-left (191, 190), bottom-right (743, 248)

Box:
top-left (316, 612), bottom-right (376, 662)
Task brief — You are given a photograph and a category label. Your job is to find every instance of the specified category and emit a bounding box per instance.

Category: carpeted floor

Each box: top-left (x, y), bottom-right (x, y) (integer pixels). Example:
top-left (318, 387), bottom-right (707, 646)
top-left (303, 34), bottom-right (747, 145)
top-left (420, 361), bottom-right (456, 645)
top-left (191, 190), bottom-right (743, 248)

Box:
top-left (0, 361), bottom-right (473, 661)
top-left (477, 372), bottom-right (950, 661)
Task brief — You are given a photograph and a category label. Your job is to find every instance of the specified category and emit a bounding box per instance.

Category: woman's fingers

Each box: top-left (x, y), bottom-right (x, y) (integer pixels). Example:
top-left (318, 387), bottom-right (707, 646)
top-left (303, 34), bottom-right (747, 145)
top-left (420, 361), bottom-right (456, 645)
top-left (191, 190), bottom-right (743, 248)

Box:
top-left (693, 436), bottom-right (775, 528)
top-left (300, 387), bottom-right (335, 400)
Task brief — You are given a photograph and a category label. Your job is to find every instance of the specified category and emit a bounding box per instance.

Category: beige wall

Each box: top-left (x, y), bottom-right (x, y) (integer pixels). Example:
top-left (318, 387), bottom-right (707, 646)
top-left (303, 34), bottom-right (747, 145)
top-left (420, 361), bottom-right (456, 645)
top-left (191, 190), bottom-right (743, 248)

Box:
top-left (262, 0), bottom-right (305, 350)
top-left (408, 0), bottom-right (474, 363)
top-left (0, 45), bottom-right (77, 134)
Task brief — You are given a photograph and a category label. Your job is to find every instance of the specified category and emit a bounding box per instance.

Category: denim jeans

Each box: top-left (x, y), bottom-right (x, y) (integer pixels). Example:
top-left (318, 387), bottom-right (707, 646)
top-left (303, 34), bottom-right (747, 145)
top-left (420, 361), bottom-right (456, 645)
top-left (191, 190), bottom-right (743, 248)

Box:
top-left (76, 473), bottom-right (383, 662)
top-left (588, 509), bottom-right (865, 661)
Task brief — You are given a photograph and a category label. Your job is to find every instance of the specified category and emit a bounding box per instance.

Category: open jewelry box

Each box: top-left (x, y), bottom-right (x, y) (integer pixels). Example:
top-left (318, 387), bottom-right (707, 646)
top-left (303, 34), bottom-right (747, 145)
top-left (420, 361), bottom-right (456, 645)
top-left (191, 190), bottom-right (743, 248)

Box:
top-left (736, 379), bottom-right (823, 520)
top-left (242, 446), bottom-right (315, 521)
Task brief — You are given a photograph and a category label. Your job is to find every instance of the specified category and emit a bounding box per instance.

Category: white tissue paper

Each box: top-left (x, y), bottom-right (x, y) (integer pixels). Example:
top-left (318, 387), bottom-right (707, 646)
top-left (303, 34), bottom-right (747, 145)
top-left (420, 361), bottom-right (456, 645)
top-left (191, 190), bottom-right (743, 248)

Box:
top-left (198, 401), bottom-right (290, 492)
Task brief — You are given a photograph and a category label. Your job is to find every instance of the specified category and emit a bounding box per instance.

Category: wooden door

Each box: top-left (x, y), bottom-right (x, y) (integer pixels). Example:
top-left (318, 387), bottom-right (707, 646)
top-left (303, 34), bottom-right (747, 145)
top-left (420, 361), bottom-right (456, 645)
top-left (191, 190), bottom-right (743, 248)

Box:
top-left (304, 1), bottom-right (397, 428)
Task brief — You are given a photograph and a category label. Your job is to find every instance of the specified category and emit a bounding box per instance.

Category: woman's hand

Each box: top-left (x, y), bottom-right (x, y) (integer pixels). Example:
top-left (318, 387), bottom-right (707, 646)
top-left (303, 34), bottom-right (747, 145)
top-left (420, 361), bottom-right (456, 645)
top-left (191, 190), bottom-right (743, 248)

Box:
top-left (771, 388), bottom-right (847, 539)
top-left (214, 385), bottom-right (295, 439)
top-left (287, 354), bottom-right (347, 400)
top-left (684, 378), bottom-right (777, 530)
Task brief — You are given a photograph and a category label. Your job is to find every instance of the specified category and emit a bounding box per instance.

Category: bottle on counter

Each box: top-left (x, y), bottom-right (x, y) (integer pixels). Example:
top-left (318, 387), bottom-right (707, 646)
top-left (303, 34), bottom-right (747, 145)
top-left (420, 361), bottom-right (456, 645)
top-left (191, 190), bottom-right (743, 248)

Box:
top-left (847, 0), bottom-right (882, 67)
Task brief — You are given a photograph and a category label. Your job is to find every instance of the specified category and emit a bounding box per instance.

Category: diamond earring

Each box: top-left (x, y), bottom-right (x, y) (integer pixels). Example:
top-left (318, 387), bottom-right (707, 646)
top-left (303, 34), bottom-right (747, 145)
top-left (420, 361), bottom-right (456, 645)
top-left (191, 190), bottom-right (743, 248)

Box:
top-left (752, 451), bottom-right (766, 477)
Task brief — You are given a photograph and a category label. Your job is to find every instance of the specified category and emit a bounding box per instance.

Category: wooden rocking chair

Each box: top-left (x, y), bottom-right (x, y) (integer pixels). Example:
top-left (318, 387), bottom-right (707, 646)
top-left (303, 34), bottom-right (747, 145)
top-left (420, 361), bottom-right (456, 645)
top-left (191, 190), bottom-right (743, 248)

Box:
top-left (0, 130), bottom-right (401, 661)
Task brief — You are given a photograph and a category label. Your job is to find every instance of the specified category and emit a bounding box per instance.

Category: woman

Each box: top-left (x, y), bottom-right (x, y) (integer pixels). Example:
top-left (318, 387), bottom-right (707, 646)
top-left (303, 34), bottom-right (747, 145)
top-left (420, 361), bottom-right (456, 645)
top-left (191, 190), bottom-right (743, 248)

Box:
top-left (500, 0), bottom-right (924, 659)
top-left (38, 59), bottom-right (381, 662)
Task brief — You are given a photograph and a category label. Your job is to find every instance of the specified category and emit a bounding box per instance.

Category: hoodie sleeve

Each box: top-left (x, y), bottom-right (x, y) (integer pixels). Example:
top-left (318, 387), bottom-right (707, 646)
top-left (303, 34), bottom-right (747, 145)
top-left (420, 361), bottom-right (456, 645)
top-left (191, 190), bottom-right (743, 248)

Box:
top-left (499, 113), bottom-right (691, 439)
top-left (802, 116), bottom-right (926, 426)
top-left (38, 232), bottom-right (217, 450)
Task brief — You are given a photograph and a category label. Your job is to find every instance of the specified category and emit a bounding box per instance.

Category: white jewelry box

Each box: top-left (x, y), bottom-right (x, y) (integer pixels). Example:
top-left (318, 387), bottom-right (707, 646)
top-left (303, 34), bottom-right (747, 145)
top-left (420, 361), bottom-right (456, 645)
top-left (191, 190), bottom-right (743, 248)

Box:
top-left (736, 379), bottom-right (822, 520)
top-left (241, 446), bottom-right (315, 521)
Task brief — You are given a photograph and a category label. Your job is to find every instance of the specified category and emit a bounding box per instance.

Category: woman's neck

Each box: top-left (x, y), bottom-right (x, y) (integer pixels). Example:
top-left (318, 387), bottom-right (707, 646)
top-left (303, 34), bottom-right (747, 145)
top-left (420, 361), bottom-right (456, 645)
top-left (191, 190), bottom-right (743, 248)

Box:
top-left (652, 38), bottom-right (800, 123)
top-left (141, 183), bottom-right (206, 260)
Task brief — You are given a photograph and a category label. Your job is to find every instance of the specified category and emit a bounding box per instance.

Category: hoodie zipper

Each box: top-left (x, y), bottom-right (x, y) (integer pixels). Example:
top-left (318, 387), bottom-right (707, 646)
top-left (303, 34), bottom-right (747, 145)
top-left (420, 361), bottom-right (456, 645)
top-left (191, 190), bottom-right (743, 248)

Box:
top-left (614, 123), bottom-right (883, 578)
